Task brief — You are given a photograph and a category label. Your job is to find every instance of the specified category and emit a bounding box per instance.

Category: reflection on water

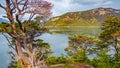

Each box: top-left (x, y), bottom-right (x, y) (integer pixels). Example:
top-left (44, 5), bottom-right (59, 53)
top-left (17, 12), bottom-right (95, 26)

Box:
top-left (50, 26), bottom-right (101, 36)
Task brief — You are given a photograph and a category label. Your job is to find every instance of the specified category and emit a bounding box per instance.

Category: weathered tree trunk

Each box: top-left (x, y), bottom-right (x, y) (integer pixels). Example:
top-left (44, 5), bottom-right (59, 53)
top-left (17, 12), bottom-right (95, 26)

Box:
top-left (16, 38), bottom-right (31, 65)
top-left (5, 3), bottom-right (31, 68)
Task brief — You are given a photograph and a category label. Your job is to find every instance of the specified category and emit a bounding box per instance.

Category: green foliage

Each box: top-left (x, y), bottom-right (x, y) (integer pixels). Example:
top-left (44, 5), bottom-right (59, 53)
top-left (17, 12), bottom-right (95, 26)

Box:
top-left (99, 16), bottom-right (120, 55)
top-left (23, 21), bottom-right (49, 33)
top-left (8, 61), bottom-right (21, 68)
top-left (90, 50), bottom-right (113, 68)
top-left (90, 16), bottom-right (120, 68)
top-left (32, 39), bottom-right (52, 60)
top-left (46, 56), bottom-right (57, 65)
top-left (89, 50), bottom-right (120, 68)
top-left (46, 55), bottom-right (67, 65)
top-left (0, 22), bottom-right (11, 32)
top-left (65, 35), bottom-right (97, 64)
top-left (90, 50), bottom-right (120, 68)
top-left (69, 49), bottom-right (89, 63)
top-left (65, 35), bottom-right (97, 56)
top-left (33, 39), bottom-right (50, 49)
top-left (99, 16), bottom-right (120, 42)
top-left (0, 21), bottom-right (49, 34)
top-left (57, 55), bottom-right (67, 63)
top-left (112, 54), bottom-right (120, 68)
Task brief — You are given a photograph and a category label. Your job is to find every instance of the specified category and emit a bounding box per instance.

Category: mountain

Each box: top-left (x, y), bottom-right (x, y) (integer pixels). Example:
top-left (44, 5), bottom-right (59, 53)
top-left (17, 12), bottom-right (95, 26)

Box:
top-left (46, 7), bottom-right (120, 26)
top-left (0, 18), bottom-right (8, 23)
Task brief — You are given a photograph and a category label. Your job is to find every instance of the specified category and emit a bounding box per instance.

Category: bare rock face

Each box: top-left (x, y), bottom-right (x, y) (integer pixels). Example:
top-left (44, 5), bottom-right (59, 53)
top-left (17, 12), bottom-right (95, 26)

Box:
top-left (93, 7), bottom-right (120, 16)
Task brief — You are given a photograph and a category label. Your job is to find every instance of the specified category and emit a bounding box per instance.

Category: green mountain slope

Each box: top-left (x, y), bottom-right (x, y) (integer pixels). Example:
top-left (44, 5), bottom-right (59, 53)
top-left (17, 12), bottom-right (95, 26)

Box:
top-left (46, 7), bottom-right (120, 26)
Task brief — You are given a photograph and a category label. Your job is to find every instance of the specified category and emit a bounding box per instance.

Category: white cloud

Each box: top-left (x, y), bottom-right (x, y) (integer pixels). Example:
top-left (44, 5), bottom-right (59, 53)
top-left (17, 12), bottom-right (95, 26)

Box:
top-left (103, 1), bottom-right (112, 5)
top-left (94, 0), bottom-right (112, 6)
top-left (48, 0), bottom-right (113, 16)
top-left (72, 0), bottom-right (112, 6)
top-left (85, 0), bottom-right (99, 3)
top-left (48, 0), bottom-right (112, 16)
top-left (46, 0), bottom-right (83, 16)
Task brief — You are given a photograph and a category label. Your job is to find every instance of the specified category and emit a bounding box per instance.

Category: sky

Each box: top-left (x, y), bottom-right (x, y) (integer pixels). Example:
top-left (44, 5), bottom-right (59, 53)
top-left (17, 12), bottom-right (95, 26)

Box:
top-left (0, 0), bottom-right (120, 18)
top-left (46, 0), bottom-right (120, 16)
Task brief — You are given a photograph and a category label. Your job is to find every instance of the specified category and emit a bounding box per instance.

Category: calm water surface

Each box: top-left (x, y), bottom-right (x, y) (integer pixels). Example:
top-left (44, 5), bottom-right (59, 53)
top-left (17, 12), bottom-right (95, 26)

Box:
top-left (0, 34), bottom-right (10, 68)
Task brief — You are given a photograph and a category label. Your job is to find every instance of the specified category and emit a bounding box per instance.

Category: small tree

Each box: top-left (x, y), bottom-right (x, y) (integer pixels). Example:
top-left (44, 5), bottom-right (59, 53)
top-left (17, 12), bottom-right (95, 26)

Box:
top-left (65, 35), bottom-right (97, 63)
top-left (0, 0), bottom-right (52, 68)
top-left (91, 50), bottom-right (112, 68)
top-left (99, 16), bottom-right (120, 56)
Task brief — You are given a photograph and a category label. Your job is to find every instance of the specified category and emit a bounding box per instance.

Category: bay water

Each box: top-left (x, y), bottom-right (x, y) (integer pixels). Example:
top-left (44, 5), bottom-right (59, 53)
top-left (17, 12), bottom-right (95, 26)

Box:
top-left (0, 26), bottom-right (100, 68)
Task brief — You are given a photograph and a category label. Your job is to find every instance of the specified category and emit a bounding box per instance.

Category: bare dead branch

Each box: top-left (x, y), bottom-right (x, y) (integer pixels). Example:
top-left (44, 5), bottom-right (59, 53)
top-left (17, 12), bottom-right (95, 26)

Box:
top-left (11, 0), bottom-right (21, 12)
top-left (6, 0), bottom-right (10, 6)
top-left (16, 15), bottom-right (24, 31)
top-left (0, 4), bottom-right (6, 9)
top-left (18, 0), bottom-right (24, 4)
top-left (8, 51), bottom-right (16, 60)
top-left (21, 0), bottom-right (28, 11)
top-left (28, 13), bottom-right (35, 22)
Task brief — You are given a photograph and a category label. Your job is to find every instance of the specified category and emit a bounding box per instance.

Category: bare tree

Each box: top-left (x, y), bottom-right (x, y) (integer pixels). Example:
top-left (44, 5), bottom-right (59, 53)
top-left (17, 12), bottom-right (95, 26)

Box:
top-left (0, 0), bottom-right (52, 68)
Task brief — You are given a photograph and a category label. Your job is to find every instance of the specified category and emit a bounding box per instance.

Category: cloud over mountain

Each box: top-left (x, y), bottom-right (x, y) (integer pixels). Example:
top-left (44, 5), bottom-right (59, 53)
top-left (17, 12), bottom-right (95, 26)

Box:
top-left (46, 0), bottom-right (113, 16)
